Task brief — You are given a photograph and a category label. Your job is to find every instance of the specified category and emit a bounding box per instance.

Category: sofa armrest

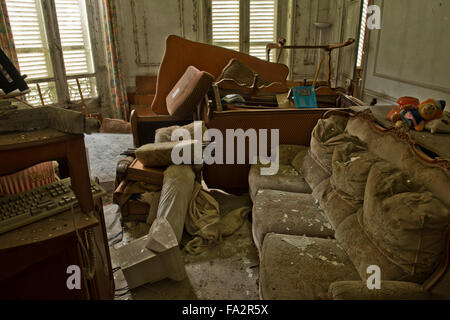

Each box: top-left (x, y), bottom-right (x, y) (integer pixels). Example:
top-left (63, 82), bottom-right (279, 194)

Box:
top-left (328, 281), bottom-right (431, 300)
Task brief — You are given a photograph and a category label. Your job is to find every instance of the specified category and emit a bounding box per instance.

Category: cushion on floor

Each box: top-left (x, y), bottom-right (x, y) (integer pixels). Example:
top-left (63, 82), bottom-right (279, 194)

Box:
top-left (259, 233), bottom-right (360, 300)
top-left (252, 190), bottom-right (334, 252)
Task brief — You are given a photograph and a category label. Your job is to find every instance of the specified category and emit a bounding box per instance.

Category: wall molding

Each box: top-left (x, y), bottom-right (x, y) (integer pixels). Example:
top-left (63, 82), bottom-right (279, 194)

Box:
top-left (131, 0), bottom-right (185, 67)
top-left (363, 88), bottom-right (397, 104)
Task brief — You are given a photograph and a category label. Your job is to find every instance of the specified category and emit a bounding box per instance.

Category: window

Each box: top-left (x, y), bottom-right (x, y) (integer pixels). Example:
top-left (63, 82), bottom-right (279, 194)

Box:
top-left (211, 0), bottom-right (276, 60)
top-left (5, 0), bottom-right (97, 106)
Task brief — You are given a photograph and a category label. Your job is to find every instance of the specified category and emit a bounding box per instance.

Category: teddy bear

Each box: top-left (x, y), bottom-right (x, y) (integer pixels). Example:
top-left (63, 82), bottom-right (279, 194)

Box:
top-left (395, 99), bottom-right (446, 131)
top-left (388, 96), bottom-right (420, 123)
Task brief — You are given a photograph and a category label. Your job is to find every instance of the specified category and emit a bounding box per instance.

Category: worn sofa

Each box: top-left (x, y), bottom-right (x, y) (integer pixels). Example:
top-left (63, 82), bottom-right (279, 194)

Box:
top-left (249, 109), bottom-right (450, 300)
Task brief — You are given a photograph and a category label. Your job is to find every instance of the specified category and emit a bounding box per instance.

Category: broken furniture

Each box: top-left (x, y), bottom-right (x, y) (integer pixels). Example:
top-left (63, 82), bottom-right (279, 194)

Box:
top-left (265, 38), bottom-right (356, 87)
top-left (0, 106), bottom-right (100, 135)
top-left (130, 35), bottom-right (290, 147)
top-left (129, 35), bottom-right (364, 193)
top-left (249, 108), bottom-right (450, 300)
top-left (0, 128), bottom-right (114, 299)
top-left (114, 165), bottom-right (196, 289)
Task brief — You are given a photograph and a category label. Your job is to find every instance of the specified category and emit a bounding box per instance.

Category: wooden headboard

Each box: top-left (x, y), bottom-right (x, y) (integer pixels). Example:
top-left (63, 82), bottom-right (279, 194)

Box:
top-left (151, 35), bottom-right (290, 115)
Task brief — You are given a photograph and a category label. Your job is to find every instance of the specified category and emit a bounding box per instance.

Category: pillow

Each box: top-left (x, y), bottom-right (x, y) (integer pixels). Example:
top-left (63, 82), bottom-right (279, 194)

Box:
top-left (291, 149), bottom-right (329, 190)
top-left (0, 162), bottom-right (57, 196)
top-left (136, 140), bottom-right (199, 167)
top-left (166, 66), bottom-right (214, 119)
top-left (360, 161), bottom-right (450, 282)
top-left (331, 143), bottom-right (381, 204)
top-left (310, 115), bottom-right (361, 173)
top-left (155, 122), bottom-right (206, 143)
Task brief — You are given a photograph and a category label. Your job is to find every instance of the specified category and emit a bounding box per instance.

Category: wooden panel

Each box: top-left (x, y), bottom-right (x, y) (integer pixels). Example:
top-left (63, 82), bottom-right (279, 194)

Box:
top-left (136, 76), bottom-right (158, 94)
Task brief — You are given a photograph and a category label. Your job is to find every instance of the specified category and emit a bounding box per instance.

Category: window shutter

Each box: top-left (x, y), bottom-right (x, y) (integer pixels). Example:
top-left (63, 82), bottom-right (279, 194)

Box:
top-left (54, 0), bottom-right (93, 76)
top-left (211, 0), bottom-right (276, 60)
top-left (54, 0), bottom-right (96, 101)
top-left (5, 0), bottom-right (57, 105)
top-left (212, 0), bottom-right (240, 51)
top-left (249, 0), bottom-right (275, 60)
top-left (5, 0), bottom-right (52, 80)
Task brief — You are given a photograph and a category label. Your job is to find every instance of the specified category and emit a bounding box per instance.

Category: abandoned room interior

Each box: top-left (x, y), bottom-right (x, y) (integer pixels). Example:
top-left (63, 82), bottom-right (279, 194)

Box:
top-left (0, 0), bottom-right (450, 303)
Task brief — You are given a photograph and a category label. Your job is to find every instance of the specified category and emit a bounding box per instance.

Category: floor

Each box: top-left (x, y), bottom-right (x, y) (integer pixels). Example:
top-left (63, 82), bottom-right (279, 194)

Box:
top-left (84, 133), bottom-right (260, 300)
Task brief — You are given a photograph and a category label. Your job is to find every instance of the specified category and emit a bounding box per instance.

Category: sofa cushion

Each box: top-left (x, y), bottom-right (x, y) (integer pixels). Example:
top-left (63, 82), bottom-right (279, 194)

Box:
top-left (310, 115), bottom-right (364, 173)
top-left (249, 165), bottom-right (311, 201)
top-left (331, 143), bottom-right (381, 204)
top-left (335, 214), bottom-right (408, 282)
top-left (249, 145), bottom-right (311, 200)
top-left (360, 161), bottom-right (450, 282)
top-left (346, 116), bottom-right (450, 208)
top-left (136, 140), bottom-right (198, 167)
top-left (312, 179), bottom-right (360, 230)
top-left (154, 122), bottom-right (206, 143)
top-left (260, 233), bottom-right (360, 300)
top-left (277, 145), bottom-right (308, 165)
top-left (252, 189), bottom-right (334, 252)
top-left (291, 149), bottom-right (330, 190)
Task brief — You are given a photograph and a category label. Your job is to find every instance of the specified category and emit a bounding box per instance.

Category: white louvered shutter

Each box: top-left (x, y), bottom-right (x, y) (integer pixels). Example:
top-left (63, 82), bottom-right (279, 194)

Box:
top-left (5, 0), bottom-right (57, 105)
top-left (249, 0), bottom-right (275, 60)
top-left (212, 0), bottom-right (240, 51)
top-left (211, 0), bottom-right (276, 60)
top-left (5, 0), bottom-right (96, 105)
top-left (54, 0), bottom-right (96, 101)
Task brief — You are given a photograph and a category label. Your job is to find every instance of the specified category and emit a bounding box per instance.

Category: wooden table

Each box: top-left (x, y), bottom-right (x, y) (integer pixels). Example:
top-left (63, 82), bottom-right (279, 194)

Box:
top-left (0, 129), bottom-right (114, 299)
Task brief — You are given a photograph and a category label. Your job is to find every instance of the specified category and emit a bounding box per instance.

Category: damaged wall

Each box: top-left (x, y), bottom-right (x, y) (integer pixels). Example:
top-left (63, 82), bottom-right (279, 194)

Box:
top-left (362, 0), bottom-right (450, 108)
top-left (116, 0), bottom-right (203, 89)
top-left (115, 0), bottom-right (362, 91)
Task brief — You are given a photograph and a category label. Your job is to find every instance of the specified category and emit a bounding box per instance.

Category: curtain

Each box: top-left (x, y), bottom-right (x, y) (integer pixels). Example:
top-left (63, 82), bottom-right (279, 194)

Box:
top-left (102, 0), bottom-right (129, 120)
top-left (0, 0), bottom-right (19, 69)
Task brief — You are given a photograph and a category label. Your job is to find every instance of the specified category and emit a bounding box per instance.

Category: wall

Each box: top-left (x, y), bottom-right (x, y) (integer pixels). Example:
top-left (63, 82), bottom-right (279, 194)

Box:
top-left (116, 0), bottom-right (203, 90)
top-left (115, 0), bottom-right (362, 91)
top-left (287, 0), bottom-right (361, 88)
top-left (362, 0), bottom-right (450, 111)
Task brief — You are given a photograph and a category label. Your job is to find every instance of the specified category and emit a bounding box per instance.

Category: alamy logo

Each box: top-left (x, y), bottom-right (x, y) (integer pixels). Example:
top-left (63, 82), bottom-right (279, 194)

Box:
top-left (171, 122), bottom-right (280, 176)
top-left (66, 265), bottom-right (81, 290)
top-left (366, 265), bottom-right (381, 290)
top-left (367, 5), bottom-right (381, 30)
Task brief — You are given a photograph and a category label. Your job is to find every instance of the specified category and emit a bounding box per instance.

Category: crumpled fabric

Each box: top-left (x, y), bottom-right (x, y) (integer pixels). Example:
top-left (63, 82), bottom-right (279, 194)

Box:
top-left (184, 182), bottom-right (251, 255)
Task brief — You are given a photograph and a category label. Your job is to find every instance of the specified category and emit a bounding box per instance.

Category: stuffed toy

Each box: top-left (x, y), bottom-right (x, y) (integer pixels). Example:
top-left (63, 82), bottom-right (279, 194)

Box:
top-left (395, 99), bottom-right (446, 131)
top-left (388, 97), bottom-right (420, 122)
top-left (425, 111), bottom-right (450, 134)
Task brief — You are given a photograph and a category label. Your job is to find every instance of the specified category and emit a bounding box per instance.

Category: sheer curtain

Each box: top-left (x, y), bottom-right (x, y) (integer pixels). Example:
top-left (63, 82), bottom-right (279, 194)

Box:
top-left (102, 0), bottom-right (129, 120)
top-left (0, 0), bottom-right (19, 70)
